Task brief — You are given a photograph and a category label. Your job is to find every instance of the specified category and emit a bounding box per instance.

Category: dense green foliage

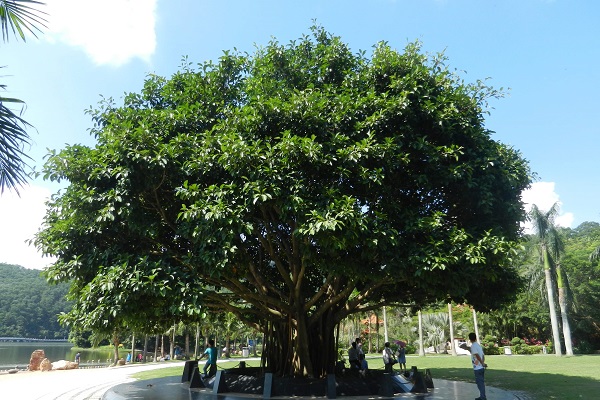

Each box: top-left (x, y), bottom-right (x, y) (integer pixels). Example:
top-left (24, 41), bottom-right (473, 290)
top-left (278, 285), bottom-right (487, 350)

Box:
top-left (560, 222), bottom-right (600, 350)
top-left (36, 27), bottom-right (530, 376)
top-left (0, 263), bottom-right (70, 338)
top-left (473, 222), bottom-right (600, 352)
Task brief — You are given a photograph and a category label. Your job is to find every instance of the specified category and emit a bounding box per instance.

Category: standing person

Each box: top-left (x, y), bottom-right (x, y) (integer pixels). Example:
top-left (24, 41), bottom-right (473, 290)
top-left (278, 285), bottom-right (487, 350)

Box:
top-left (126, 352), bottom-right (132, 363)
top-left (75, 352), bottom-right (81, 364)
top-left (198, 339), bottom-right (218, 377)
top-left (348, 342), bottom-right (360, 369)
top-left (460, 332), bottom-right (488, 400)
top-left (396, 344), bottom-right (406, 372)
top-left (382, 342), bottom-right (395, 373)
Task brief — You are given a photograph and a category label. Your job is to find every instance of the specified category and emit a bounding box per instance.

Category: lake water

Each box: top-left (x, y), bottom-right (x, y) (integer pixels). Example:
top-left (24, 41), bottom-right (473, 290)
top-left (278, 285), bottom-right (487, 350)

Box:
top-left (0, 342), bottom-right (114, 369)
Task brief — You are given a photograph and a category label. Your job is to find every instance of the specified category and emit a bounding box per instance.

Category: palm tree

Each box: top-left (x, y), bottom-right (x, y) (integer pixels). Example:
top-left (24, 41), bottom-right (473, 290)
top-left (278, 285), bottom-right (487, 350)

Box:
top-left (421, 311), bottom-right (467, 353)
top-left (555, 259), bottom-right (574, 355)
top-left (0, 0), bottom-right (46, 193)
top-left (528, 203), bottom-right (573, 355)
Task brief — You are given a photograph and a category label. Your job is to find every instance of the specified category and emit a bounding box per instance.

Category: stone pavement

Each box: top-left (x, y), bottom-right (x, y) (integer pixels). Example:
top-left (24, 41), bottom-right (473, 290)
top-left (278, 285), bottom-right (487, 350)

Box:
top-left (0, 360), bottom-right (186, 400)
top-left (0, 360), bottom-right (529, 400)
top-left (105, 374), bottom-right (528, 400)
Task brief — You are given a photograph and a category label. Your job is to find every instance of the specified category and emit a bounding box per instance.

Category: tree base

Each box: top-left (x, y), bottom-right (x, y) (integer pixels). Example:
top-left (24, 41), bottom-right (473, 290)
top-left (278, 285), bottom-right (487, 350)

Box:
top-left (187, 366), bottom-right (426, 397)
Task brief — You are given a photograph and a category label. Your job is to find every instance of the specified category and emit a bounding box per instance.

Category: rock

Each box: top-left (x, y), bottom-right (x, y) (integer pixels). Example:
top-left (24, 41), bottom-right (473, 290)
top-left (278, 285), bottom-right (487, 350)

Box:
top-left (117, 358), bottom-right (126, 366)
top-left (40, 358), bottom-right (52, 372)
top-left (29, 350), bottom-right (46, 371)
top-left (8, 368), bottom-right (19, 374)
top-left (66, 361), bottom-right (79, 370)
top-left (52, 360), bottom-right (79, 370)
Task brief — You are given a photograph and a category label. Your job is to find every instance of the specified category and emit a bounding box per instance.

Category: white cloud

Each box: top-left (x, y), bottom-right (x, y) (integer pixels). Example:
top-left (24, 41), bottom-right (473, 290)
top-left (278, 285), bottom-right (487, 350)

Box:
top-left (521, 182), bottom-right (574, 233)
top-left (0, 185), bottom-right (56, 270)
top-left (44, 0), bottom-right (157, 66)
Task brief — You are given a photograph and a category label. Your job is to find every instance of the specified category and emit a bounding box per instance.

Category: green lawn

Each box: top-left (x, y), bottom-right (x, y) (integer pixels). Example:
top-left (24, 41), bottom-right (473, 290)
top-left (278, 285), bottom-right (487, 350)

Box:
top-left (133, 354), bottom-right (600, 400)
top-left (394, 354), bottom-right (600, 400)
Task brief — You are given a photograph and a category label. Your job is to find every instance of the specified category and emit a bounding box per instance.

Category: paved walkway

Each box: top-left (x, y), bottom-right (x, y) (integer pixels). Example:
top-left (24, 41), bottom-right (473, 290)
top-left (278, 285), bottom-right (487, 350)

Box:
top-left (105, 373), bottom-right (529, 400)
top-left (1, 361), bottom-right (529, 400)
top-left (0, 361), bottom-right (186, 400)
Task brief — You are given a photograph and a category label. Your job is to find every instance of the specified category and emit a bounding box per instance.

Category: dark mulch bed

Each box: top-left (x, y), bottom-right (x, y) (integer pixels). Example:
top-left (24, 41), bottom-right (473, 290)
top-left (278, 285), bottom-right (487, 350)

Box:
top-left (217, 367), bottom-right (410, 396)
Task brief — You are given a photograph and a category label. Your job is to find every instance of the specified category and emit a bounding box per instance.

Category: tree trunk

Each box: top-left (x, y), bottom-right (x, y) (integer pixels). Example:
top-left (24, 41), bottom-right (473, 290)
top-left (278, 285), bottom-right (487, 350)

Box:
top-left (143, 334), bottom-right (148, 363)
top-left (185, 332), bottom-right (190, 357)
top-left (383, 306), bottom-right (389, 343)
top-left (418, 310), bottom-right (425, 357)
top-left (448, 303), bottom-right (456, 356)
top-left (472, 308), bottom-right (480, 343)
top-left (154, 335), bottom-right (159, 362)
top-left (368, 313), bottom-right (372, 353)
top-left (262, 311), bottom-right (338, 377)
top-left (374, 311), bottom-right (380, 351)
top-left (556, 264), bottom-right (574, 355)
top-left (131, 334), bottom-right (135, 362)
top-left (112, 332), bottom-right (120, 366)
top-left (195, 324), bottom-right (200, 358)
top-left (543, 247), bottom-right (562, 356)
top-left (170, 323), bottom-right (176, 359)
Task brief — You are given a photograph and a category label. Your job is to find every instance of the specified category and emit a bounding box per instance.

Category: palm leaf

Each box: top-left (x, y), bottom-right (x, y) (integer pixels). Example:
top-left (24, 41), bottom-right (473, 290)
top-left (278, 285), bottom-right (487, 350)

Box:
top-left (0, 0), bottom-right (47, 42)
top-left (0, 91), bottom-right (32, 193)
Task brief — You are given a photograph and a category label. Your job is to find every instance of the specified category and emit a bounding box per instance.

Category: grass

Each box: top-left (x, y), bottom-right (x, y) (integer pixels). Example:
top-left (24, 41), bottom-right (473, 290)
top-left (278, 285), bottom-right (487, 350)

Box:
top-left (132, 354), bottom-right (600, 400)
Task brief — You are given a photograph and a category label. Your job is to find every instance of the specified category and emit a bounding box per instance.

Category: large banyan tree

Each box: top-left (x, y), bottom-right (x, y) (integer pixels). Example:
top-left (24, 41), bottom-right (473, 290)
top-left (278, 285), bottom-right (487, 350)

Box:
top-left (36, 27), bottom-right (530, 378)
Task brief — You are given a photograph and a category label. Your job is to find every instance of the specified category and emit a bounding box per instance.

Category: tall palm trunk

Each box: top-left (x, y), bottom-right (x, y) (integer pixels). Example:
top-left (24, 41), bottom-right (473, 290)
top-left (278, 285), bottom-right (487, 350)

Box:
top-left (383, 306), bottom-right (389, 343)
top-left (556, 263), bottom-right (573, 355)
top-left (543, 246), bottom-right (562, 356)
top-left (143, 334), bottom-right (148, 363)
top-left (154, 335), bottom-right (159, 362)
top-left (448, 303), bottom-right (456, 356)
top-left (170, 323), bottom-right (176, 359)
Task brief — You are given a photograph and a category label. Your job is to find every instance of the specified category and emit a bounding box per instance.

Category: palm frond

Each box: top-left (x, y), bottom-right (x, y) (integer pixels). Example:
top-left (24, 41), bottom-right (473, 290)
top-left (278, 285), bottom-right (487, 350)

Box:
top-left (0, 91), bottom-right (33, 193)
top-left (0, 0), bottom-right (47, 42)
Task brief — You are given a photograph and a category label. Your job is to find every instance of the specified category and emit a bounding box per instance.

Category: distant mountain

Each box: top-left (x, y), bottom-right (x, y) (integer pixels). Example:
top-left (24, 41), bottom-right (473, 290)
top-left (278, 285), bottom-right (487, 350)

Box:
top-left (0, 263), bottom-right (71, 338)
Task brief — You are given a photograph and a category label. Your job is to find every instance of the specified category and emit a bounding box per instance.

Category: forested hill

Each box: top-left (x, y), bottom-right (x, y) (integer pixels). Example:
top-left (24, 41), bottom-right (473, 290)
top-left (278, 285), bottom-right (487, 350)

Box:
top-left (0, 263), bottom-right (71, 338)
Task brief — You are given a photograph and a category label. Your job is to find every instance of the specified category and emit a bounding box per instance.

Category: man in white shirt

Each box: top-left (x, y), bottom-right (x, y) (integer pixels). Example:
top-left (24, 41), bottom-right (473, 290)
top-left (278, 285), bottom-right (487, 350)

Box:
top-left (460, 332), bottom-right (487, 400)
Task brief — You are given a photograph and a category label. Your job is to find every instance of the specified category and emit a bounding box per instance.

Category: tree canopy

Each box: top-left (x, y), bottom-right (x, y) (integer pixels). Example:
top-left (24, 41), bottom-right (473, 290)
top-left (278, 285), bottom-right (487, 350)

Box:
top-left (36, 27), bottom-right (531, 377)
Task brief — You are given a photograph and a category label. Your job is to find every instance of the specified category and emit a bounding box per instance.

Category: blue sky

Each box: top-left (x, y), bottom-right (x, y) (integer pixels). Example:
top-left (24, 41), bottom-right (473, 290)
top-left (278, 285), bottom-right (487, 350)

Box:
top-left (1, 0), bottom-right (599, 269)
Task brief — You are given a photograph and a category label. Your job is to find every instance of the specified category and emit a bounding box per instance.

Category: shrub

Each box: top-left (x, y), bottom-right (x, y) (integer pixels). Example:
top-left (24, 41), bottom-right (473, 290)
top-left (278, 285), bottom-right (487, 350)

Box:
top-left (574, 340), bottom-right (595, 355)
top-left (520, 345), bottom-right (543, 355)
top-left (481, 335), bottom-right (502, 355)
